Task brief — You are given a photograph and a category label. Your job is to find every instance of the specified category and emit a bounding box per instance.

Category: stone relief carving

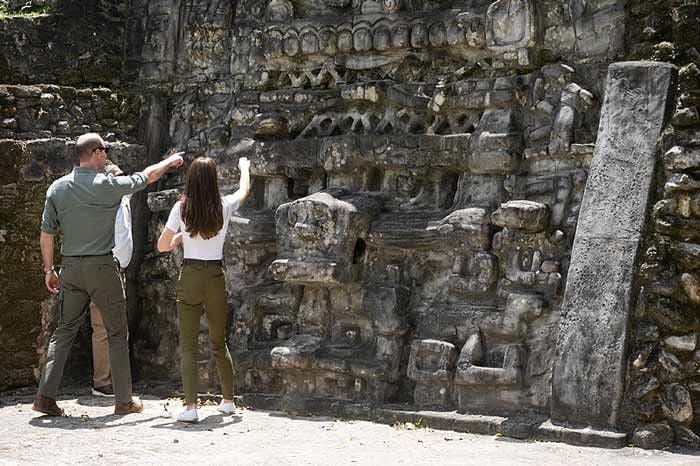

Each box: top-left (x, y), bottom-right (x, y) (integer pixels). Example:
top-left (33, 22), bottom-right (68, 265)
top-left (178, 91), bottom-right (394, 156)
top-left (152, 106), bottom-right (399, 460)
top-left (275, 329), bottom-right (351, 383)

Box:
top-left (137, 0), bottom-right (609, 418)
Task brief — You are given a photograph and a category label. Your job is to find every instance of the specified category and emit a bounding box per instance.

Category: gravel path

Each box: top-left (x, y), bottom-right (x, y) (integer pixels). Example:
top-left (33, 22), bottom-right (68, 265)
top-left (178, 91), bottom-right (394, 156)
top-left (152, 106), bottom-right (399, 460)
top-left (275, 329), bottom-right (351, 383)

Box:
top-left (0, 394), bottom-right (697, 465)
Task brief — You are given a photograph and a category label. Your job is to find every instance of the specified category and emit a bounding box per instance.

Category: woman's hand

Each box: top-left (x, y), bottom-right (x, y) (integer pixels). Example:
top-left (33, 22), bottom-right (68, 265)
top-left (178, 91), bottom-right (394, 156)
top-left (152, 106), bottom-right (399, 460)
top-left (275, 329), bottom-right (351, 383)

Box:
top-left (171, 233), bottom-right (183, 248)
top-left (238, 157), bottom-right (250, 172)
top-left (157, 227), bottom-right (179, 252)
top-left (237, 157), bottom-right (251, 203)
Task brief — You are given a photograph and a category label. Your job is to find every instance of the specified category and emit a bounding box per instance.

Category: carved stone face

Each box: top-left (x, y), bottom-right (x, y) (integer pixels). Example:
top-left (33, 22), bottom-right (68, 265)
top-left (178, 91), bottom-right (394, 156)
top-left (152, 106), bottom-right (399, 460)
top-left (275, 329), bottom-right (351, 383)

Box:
top-left (392, 24), bottom-right (410, 48)
top-left (319, 29), bottom-right (337, 55)
top-left (270, 190), bottom-right (382, 284)
top-left (353, 28), bottom-right (372, 52)
top-left (373, 28), bottom-right (391, 51)
top-left (266, 31), bottom-right (284, 58)
top-left (301, 31), bottom-right (319, 55)
top-left (429, 23), bottom-right (446, 47)
top-left (466, 17), bottom-right (486, 48)
top-left (487, 0), bottom-right (531, 47)
top-left (266, 0), bottom-right (294, 21)
top-left (287, 199), bottom-right (336, 244)
top-left (397, 174), bottom-right (417, 195)
top-left (446, 22), bottom-right (464, 46)
top-left (410, 23), bottom-right (428, 48)
top-left (338, 29), bottom-right (353, 53)
top-left (284, 34), bottom-right (300, 56)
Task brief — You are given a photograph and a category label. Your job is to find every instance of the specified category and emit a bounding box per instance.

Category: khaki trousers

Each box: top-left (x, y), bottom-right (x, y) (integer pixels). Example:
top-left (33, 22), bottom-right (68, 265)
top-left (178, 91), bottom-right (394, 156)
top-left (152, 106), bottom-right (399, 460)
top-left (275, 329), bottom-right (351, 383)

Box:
top-left (38, 255), bottom-right (132, 404)
top-left (176, 262), bottom-right (234, 404)
top-left (90, 302), bottom-right (112, 389)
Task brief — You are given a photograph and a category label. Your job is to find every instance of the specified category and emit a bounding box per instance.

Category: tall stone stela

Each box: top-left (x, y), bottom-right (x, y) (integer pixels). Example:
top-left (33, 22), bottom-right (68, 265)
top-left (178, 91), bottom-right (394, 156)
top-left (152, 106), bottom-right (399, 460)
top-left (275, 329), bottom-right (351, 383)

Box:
top-left (552, 61), bottom-right (677, 429)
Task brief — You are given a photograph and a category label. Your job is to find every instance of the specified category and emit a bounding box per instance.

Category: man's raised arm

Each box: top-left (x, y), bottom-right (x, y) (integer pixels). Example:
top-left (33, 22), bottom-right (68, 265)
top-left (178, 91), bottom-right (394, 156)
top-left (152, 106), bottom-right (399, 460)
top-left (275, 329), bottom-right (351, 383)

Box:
top-left (142, 152), bottom-right (185, 184)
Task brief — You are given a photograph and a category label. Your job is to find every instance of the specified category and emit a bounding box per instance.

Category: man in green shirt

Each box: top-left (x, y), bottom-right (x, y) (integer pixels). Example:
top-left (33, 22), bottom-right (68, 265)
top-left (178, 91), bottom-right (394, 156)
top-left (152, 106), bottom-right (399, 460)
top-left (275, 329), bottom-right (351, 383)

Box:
top-left (34, 133), bottom-right (184, 416)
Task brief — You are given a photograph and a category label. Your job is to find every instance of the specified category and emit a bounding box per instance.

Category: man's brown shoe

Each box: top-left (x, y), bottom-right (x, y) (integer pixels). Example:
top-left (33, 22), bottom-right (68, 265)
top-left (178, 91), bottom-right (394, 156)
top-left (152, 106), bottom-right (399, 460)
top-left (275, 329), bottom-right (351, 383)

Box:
top-left (114, 399), bottom-right (143, 415)
top-left (32, 394), bottom-right (65, 416)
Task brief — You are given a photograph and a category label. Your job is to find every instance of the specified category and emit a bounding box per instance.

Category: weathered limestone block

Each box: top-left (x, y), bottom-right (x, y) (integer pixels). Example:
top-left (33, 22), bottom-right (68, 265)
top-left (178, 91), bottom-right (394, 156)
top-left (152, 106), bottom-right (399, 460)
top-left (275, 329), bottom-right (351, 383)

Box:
top-left (552, 62), bottom-right (677, 429)
top-left (146, 188), bottom-right (181, 212)
top-left (630, 423), bottom-right (674, 450)
top-left (661, 383), bottom-right (693, 425)
top-left (672, 107), bottom-right (700, 127)
top-left (269, 189), bottom-right (382, 284)
top-left (426, 208), bottom-right (491, 251)
top-left (673, 424), bottom-right (700, 449)
top-left (481, 292), bottom-right (546, 338)
top-left (271, 335), bottom-right (323, 369)
top-left (681, 273), bottom-right (700, 304)
top-left (491, 228), bottom-right (564, 298)
top-left (657, 348), bottom-right (684, 382)
top-left (407, 339), bottom-right (457, 406)
top-left (664, 334), bottom-right (697, 352)
top-left (471, 109), bottom-right (521, 175)
top-left (663, 146), bottom-right (700, 173)
top-left (486, 0), bottom-right (535, 50)
top-left (629, 375), bottom-right (660, 400)
top-left (448, 252), bottom-right (498, 296)
top-left (453, 332), bottom-right (527, 414)
top-left (491, 200), bottom-right (549, 232)
top-left (454, 333), bottom-right (524, 387)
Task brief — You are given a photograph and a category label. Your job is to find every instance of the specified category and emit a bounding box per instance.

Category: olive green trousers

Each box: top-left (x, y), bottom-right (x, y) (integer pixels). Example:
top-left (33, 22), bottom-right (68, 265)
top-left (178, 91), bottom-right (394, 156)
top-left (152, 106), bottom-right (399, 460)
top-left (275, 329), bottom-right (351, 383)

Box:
top-left (38, 255), bottom-right (132, 404)
top-left (176, 262), bottom-right (234, 404)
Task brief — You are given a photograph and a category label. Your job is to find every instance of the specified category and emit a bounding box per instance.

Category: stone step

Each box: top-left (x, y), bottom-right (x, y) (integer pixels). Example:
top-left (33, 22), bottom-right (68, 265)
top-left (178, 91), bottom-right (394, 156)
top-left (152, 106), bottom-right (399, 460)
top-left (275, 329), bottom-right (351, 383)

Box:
top-left (235, 394), bottom-right (628, 449)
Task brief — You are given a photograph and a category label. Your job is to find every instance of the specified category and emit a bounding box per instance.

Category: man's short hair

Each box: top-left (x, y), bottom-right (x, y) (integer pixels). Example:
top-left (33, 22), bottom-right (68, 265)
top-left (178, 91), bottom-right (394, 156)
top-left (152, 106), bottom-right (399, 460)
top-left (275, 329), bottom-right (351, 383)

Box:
top-left (76, 133), bottom-right (104, 161)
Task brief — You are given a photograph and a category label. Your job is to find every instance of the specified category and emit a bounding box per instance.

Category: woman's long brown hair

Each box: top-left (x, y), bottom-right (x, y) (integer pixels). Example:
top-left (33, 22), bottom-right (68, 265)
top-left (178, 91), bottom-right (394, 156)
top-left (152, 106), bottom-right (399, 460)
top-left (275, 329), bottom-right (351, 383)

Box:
top-left (181, 157), bottom-right (223, 239)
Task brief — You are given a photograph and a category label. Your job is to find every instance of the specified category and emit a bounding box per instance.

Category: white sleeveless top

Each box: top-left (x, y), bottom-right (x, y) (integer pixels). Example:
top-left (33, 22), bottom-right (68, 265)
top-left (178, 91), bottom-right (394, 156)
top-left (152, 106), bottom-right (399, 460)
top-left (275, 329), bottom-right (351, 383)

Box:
top-left (165, 192), bottom-right (242, 260)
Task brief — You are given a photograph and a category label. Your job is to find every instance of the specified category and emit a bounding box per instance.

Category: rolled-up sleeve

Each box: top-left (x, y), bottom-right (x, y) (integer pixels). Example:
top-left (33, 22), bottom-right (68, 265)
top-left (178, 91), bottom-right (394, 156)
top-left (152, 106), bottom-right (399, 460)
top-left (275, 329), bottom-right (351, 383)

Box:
top-left (40, 193), bottom-right (59, 234)
top-left (103, 172), bottom-right (149, 197)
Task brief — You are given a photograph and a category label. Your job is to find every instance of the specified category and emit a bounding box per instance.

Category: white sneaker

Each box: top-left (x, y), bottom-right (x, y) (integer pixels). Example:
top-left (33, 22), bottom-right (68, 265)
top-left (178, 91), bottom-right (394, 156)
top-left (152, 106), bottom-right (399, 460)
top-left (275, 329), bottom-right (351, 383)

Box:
top-left (217, 400), bottom-right (237, 415)
top-left (176, 407), bottom-right (198, 423)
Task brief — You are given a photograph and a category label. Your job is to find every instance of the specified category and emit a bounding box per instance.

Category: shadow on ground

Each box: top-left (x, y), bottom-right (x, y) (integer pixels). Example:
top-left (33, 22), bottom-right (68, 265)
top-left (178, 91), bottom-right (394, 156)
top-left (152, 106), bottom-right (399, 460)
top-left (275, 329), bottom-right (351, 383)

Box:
top-left (29, 414), bottom-right (161, 430)
top-left (151, 414), bottom-right (242, 431)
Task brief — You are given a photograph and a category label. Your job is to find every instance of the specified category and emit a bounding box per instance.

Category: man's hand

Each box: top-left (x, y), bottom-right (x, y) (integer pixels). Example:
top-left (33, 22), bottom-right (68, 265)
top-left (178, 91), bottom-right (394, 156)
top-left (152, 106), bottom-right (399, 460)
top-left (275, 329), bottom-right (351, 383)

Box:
top-left (238, 157), bottom-right (250, 172)
top-left (144, 151), bottom-right (185, 184)
top-left (45, 271), bottom-right (60, 294)
top-left (166, 152), bottom-right (185, 168)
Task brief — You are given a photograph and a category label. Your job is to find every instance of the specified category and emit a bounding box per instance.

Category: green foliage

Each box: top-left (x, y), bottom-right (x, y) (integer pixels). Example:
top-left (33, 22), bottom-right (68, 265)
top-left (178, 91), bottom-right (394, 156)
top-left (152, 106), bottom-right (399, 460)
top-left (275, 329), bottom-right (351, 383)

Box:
top-left (651, 41), bottom-right (677, 63)
top-left (679, 63), bottom-right (700, 91)
top-left (0, 3), bottom-right (52, 19)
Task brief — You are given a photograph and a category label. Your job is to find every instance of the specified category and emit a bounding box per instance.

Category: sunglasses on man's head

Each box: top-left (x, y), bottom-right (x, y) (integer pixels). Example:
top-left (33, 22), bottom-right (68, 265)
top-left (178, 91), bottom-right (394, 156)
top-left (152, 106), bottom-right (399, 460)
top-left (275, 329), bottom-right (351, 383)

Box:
top-left (93, 146), bottom-right (110, 153)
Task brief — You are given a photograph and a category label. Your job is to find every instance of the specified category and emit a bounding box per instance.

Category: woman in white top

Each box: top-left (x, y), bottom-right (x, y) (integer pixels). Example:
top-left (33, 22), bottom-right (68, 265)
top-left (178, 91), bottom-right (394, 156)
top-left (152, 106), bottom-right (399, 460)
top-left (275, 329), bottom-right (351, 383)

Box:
top-left (158, 156), bottom-right (250, 423)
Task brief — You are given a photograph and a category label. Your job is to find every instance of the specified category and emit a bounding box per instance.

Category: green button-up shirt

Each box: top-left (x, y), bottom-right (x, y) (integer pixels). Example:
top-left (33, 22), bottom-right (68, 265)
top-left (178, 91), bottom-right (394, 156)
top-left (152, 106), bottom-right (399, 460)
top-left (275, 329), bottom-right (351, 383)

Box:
top-left (40, 167), bottom-right (149, 256)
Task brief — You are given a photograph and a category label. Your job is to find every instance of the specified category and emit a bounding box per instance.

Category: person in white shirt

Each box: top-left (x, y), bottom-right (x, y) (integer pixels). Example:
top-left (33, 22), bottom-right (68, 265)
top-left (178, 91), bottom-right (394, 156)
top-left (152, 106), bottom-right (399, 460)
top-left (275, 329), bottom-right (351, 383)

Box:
top-left (90, 162), bottom-right (133, 397)
top-left (157, 156), bottom-right (250, 423)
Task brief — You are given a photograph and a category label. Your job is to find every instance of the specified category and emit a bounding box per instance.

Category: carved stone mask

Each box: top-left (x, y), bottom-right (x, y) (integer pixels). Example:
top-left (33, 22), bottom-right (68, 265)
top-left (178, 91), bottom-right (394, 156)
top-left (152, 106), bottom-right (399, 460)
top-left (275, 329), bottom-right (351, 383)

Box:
top-left (287, 200), bottom-right (336, 243)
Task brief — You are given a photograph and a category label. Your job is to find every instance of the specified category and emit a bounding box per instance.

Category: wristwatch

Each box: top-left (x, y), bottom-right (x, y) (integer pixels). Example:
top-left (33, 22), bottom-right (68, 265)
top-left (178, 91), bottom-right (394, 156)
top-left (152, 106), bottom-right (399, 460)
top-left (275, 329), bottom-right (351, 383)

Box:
top-left (44, 266), bottom-right (55, 274)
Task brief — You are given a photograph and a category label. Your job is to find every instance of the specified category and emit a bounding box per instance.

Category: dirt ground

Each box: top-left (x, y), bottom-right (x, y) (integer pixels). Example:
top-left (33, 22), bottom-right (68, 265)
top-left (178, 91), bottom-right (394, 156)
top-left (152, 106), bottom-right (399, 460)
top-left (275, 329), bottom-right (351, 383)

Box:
top-left (0, 392), bottom-right (698, 466)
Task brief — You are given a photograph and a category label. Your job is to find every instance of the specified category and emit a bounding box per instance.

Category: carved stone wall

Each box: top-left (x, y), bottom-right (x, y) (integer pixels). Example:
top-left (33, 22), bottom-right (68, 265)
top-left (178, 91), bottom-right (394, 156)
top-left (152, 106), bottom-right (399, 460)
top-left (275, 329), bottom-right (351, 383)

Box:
top-left (135, 0), bottom-right (612, 417)
top-left (2, 0), bottom-right (700, 449)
